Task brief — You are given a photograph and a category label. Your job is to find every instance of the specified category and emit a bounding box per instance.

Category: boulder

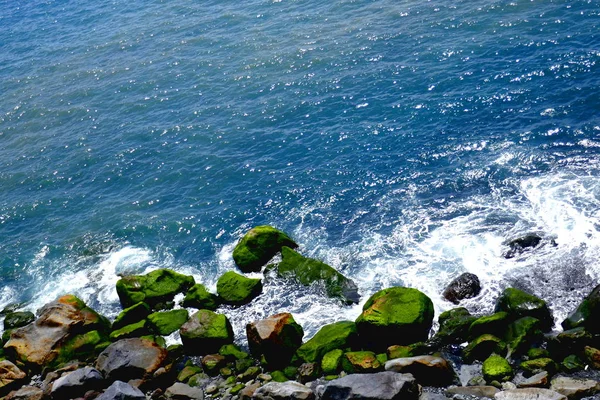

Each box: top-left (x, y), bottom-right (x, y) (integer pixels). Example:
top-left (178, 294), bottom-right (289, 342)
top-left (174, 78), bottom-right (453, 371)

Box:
top-left (482, 354), bottom-right (513, 383)
top-left (246, 312), bottom-right (304, 368)
top-left (320, 371), bottom-right (419, 400)
top-left (355, 287), bottom-right (434, 351)
top-left (95, 338), bottom-right (167, 381)
top-left (3, 311), bottom-right (35, 330)
top-left (0, 360), bottom-right (27, 396)
top-left (550, 328), bottom-right (593, 358)
top-left (297, 363), bottom-right (320, 384)
top-left (386, 342), bottom-right (427, 359)
top-left (520, 358), bottom-right (557, 377)
top-left (201, 354), bottom-right (226, 376)
top-left (442, 273), bottom-right (481, 304)
top-left (515, 371), bottom-right (549, 388)
top-left (219, 343), bottom-right (249, 361)
top-left (181, 284), bottom-right (219, 310)
top-left (95, 381), bottom-right (145, 400)
top-left (111, 302), bottom-right (150, 331)
top-left (253, 381), bottom-right (314, 400)
top-left (562, 284), bottom-right (600, 333)
top-left (116, 268), bottom-right (195, 309)
top-left (384, 355), bottom-right (456, 387)
top-left (109, 320), bottom-right (150, 341)
top-left (504, 234), bottom-right (543, 259)
top-left (341, 351), bottom-right (382, 373)
top-left (296, 321), bottom-right (358, 363)
top-left (275, 247), bottom-right (359, 304)
top-left (584, 346), bottom-right (600, 369)
top-left (469, 312), bottom-right (510, 340)
top-left (433, 307), bottom-right (477, 345)
top-left (165, 382), bottom-right (204, 400)
top-left (495, 288), bottom-right (553, 331)
top-left (4, 295), bottom-right (109, 369)
top-left (445, 386), bottom-right (500, 398)
top-left (148, 309), bottom-right (189, 335)
top-left (495, 388), bottom-right (566, 400)
top-left (561, 355), bottom-right (584, 372)
top-left (179, 310), bottom-right (234, 355)
top-left (4, 386), bottom-right (43, 400)
top-left (51, 366), bottom-right (104, 400)
top-left (463, 334), bottom-right (507, 363)
top-left (321, 349), bottom-right (343, 375)
top-left (216, 271), bottom-right (262, 306)
top-left (506, 317), bottom-right (543, 355)
top-left (550, 376), bottom-right (600, 399)
top-left (233, 225), bottom-right (298, 273)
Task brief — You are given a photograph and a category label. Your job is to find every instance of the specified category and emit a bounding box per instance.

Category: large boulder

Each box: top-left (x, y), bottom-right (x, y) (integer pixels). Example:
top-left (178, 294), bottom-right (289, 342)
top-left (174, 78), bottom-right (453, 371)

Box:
top-left (275, 247), bottom-right (359, 304)
top-left (95, 338), bottom-right (167, 382)
top-left (319, 371), bottom-right (419, 400)
top-left (495, 288), bottom-right (553, 331)
top-left (0, 360), bottom-right (27, 396)
top-left (147, 309), bottom-right (189, 336)
top-left (4, 295), bottom-right (109, 369)
top-left (296, 321), bottom-right (358, 363)
top-left (111, 302), bottom-right (150, 331)
top-left (384, 356), bottom-right (456, 387)
top-left (504, 234), bottom-right (543, 259)
top-left (51, 366), bottom-right (104, 400)
top-left (482, 354), bottom-right (513, 383)
top-left (246, 312), bottom-right (304, 368)
top-left (181, 284), bottom-right (219, 310)
top-left (442, 273), bottom-right (481, 304)
top-left (3, 312), bottom-right (35, 330)
top-left (179, 310), bottom-right (234, 354)
top-left (233, 225), bottom-right (298, 273)
top-left (116, 268), bottom-right (195, 309)
top-left (355, 287), bottom-right (434, 351)
top-left (433, 307), bottom-right (477, 345)
top-left (505, 316), bottom-right (543, 355)
top-left (216, 271), bottom-right (262, 306)
top-left (95, 381), bottom-right (145, 400)
top-left (468, 311), bottom-right (510, 339)
top-left (253, 381), bottom-right (314, 400)
top-left (562, 283), bottom-right (600, 333)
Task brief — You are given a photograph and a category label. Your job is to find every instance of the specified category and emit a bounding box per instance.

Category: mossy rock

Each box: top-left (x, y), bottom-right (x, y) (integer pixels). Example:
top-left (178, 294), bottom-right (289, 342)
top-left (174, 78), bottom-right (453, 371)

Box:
top-left (584, 346), bottom-right (600, 369)
top-left (527, 347), bottom-right (550, 360)
top-left (180, 310), bottom-right (234, 355)
top-left (482, 354), bottom-right (513, 383)
top-left (387, 342), bottom-right (428, 360)
top-left (202, 354), bottom-right (226, 376)
top-left (116, 268), bottom-right (195, 309)
top-left (55, 330), bottom-right (106, 366)
top-left (216, 271), bottom-right (262, 306)
top-left (283, 365), bottom-right (298, 379)
top-left (356, 287), bottom-right (434, 351)
top-left (495, 288), bottom-right (553, 331)
top-left (235, 357), bottom-right (255, 373)
top-left (182, 284), bottom-right (219, 310)
top-left (219, 344), bottom-right (249, 361)
top-left (561, 354), bottom-right (585, 372)
top-left (177, 365), bottom-right (203, 383)
top-left (341, 351), bottom-right (381, 373)
top-left (3, 312), bottom-right (34, 330)
top-left (148, 309), bottom-right (189, 335)
top-left (2, 329), bottom-right (13, 343)
top-left (112, 302), bottom-right (150, 331)
top-left (520, 357), bottom-right (557, 376)
top-left (434, 308), bottom-right (477, 345)
top-left (468, 312), bottom-right (510, 339)
top-left (109, 319), bottom-right (150, 341)
top-left (505, 316), bottom-right (543, 355)
top-left (296, 321), bottom-right (358, 363)
top-left (463, 334), bottom-right (507, 363)
top-left (275, 247), bottom-right (359, 304)
top-left (233, 225), bottom-right (298, 272)
top-left (230, 383), bottom-right (246, 395)
top-left (270, 370), bottom-right (288, 382)
top-left (141, 334), bottom-right (166, 348)
top-left (321, 349), bottom-right (343, 375)
top-left (59, 295), bottom-right (111, 332)
top-left (562, 283), bottom-right (600, 333)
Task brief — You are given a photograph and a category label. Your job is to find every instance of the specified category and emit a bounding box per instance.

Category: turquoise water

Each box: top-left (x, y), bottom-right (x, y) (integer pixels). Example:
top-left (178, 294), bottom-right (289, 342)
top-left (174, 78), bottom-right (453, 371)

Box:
top-left (1, 0), bottom-right (600, 338)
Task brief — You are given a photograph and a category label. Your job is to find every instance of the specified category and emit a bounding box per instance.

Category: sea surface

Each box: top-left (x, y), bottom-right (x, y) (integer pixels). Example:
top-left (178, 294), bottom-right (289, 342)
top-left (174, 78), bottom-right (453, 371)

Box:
top-left (1, 0), bottom-right (600, 341)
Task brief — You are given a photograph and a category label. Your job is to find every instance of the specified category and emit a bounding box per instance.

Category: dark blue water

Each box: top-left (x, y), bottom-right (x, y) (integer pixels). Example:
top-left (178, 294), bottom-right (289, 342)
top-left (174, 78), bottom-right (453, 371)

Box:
top-left (1, 0), bottom-right (600, 338)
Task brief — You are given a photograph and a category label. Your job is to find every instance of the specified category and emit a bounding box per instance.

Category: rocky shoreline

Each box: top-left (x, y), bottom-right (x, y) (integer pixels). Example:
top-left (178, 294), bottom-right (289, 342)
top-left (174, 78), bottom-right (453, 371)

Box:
top-left (1, 226), bottom-right (600, 400)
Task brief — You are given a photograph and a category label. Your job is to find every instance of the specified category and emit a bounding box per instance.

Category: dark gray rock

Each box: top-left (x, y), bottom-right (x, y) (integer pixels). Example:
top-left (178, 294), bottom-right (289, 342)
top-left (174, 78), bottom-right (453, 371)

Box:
top-left (385, 356), bottom-right (457, 387)
top-left (504, 234), bottom-right (542, 259)
top-left (95, 338), bottom-right (167, 381)
top-left (443, 273), bottom-right (481, 304)
top-left (95, 381), bottom-right (145, 400)
top-left (253, 381), bottom-right (314, 400)
top-left (5, 386), bottom-right (43, 400)
top-left (165, 382), bottom-right (204, 400)
top-left (320, 371), bottom-right (419, 400)
top-left (3, 311), bottom-right (35, 330)
top-left (51, 366), bottom-right (104, 400)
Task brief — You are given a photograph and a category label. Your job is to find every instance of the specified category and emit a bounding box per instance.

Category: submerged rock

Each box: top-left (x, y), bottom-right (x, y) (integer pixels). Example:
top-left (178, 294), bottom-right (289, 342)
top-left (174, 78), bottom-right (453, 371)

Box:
top-left (246, 312), bottom-right (304, 368)
top-left (504, 234), bottom-right (543, 259)
top-left (233, 225), bottom-right (298, 273)
top-left (216, 271), bottom-right (262, 306)
top-left (319, 371), bottom-right (419, 400)
top-left (179, 310), bottom-right (234, 355)
top-left (442, 273), bottom-right (481, 304)
top-left (116, 268), bottom-right (195, 309)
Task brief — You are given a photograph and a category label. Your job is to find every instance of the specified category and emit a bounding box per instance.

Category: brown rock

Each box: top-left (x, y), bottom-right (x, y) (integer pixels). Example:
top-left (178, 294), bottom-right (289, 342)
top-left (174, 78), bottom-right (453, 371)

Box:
top-left (384, 355), bottom-right (457, 387)
top-left (95, 338), bottom-right (168, 382)
top-left (0, 360), bottom-right (27, 395)
top-left (4, 386), bottom-right (44, 400)
top-left (246, 313), bottom-right (304, 368)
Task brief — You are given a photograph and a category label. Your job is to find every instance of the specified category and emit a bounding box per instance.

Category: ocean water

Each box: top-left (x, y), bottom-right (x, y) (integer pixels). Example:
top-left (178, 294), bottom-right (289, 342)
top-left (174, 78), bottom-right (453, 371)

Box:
top-left (1, 0), bottom-right (600, 341)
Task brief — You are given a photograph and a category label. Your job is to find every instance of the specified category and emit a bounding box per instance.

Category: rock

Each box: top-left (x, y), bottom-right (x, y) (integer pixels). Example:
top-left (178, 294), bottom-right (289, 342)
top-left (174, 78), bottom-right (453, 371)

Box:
top-left (341, 351), bottom-right (382, 373)
top-left (116, 268), bottom-right (195, 309)
top-left (515, 371), bottom-right (549, 388)
top-left (296, 321), bottom-right (358, 363)
top-left (179, 310), bottom-right (234, 355)
top-left (560, 355), bottom-right (584, 373)
top-left (469, 312), bottom-right (510, 340)
top-left (356, 287), bottom-right (434, 351)
top-left (321, 349), bottom-right (343, 375)
top-left (219, 343), bottom-right (249, 361)
top-left (505, 317), bottom-right (543, 355)
top-left (3, 311), bottom-right (35, 330)
top-left (0, 360), bottom-right (27, 396)
top-left (181, 284), bottom-right (219, 310)
top-left (443, 273), bottom-right (482, 304)
top-left (165, 382), bottom-right (204, 400)
top-left (445, 385), bottom-right (500, 398)
top-left (148, 309), bottom-right (189, 335)
top-left (95, 338), bottom-right (168, 381)
top-left (217, 271), bottom-right (262, 306)
top-left (95, 381), bottom-right (145, 400)
top-left (109, 319), bottom-right (150, 341)
top-left (494, 388), bottom-right (566, 400)
top-left (177, 365), bottom-right (203, 383)
top-left (527, 348), bottom-right (551, 360)
top-left (562, 284), bottom-right (600, 333)
top-left (297, 363), bottom-right (320, 384)
top-left (112, 302), bottom-right (150, 331)
top-left (320, 371), bottom-right (419, 400)
top-left (584, 346), bottom-right (600, 369)
top-left (233, 225), bottom-right (298, 273)
top-left (464, 334), bottom-right (507, 363)
top-left (495, 288), bottom-right (553, 331)
top-left (201, 354), bottom-right (226, 376)
top-left (482, 354), bottom-right (513, 383)
top-left (387, 342), bottom-right (427, 359)
top-left (520, 358), bottom-right (557, 377)
top-left (246, 312), bottom-right (304, 368)
top-left (51, 366), bottom-right (104, 400)
top-left (385, 355), bottom-right (456, 387)
top-left (549, 328), bottom-right (592, 359)
top-left (240, 382), bottom-right (261, 400)
top-left (275, 247), bottom-right (359, 304)
top-left (4, 295), bottom-right (109, 369)
top-left (550, 376), bottom-right (600, 399)
top-left (253, 381), bottom-right (314, 400)
top-left (4, 386), bottom-right (43, 400)
top-left (434, 308), bottom-right (477, 345)
top-left (504, 234), bottom-right (543, 259)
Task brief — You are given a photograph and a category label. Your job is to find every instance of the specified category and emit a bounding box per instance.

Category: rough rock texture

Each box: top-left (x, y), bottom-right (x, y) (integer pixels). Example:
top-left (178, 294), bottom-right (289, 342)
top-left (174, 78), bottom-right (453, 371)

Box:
top-left (111, 302), bottom-right (150, 331)
top-left (494, 388), bottom-right (567, 400)
top-left (445, 386), bottom-right (500, 399)
top-left (505, 316), bottom-right (543, 355)
top-left (51, 366), bottom-right (104, 400)
top-left (516, 372), bottom-right (549, 388)
top-left (320, 372), bottom-right (419, 400)
top-left (4, 386), bottom-right (44, 400)
top-left (355, 287), bottom-right (434, 351)
top-left (147, 309), bottom-right (189, 336)
top-left (387, 343), bottom-right (427, 359)
top-left (442, 273), bottom-right (481, 304)
top-left (275, 247), bottom-right (359, 304)
top-left (253, 381), bottom-right (314, 400)
top-left (482, 354), bottom-right (513, 383)
top-left (164, 382), bottom-right (204, 400)
top-left (179, 310), bottom-right (234, 355)
top-left (341, 351), bottom-right (382, 373)
top-left (562, 284), bottom-right (600, 333)
top-left (384, 356), bottom-right (456, 387)
top-left (0, 360), bottom-right (27, 395)
top-left (216, 271), bottom-right (262, 306)
top-left (109, 319), bottom-right (150, 341)
top-left (3, 312), bottom-right (35, 330)
top-left (246, 312), bottom-right (304, 368)
top-left (233, 226), bottom-right (298, 273)
top-left (95, 338), bottom-right (167, 381)
top-left (116, 268), bottom-right (195, 309)
top-left (296, 321), bottom-right (358, 363)
top-left (181, 284), bottom-right (219, 310)
top-left (549, 376), bottom-right (600, 399)
top-left (433, 307), bottom-right (476, 345)
top-left (95, 381), bottom-right (145, 400)
top-left (469, 312), bottom-right (510, 340)
top-left (321, 349), bottom-right (344, 375)
top-left (520, 358), bottom-right (557, 377)
top-left (464, 334), bottom-right (507, 363)
top-left (504, 234), bottom-right (543, 259)
top-left (495, 288), bottom-right (553, 331)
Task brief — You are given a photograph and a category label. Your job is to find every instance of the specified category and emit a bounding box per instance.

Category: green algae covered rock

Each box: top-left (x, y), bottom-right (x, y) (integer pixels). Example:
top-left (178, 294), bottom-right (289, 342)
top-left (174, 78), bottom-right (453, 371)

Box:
top-left (3, 312), bottom-right (34, 330)
top-left (233, 225), bottom-right (298, 272)
top-left (55, 329), bottom-right (107, 366)
top-left (520, 358), bottom-right (557, 376)
top-left (216, 271), bottom-right (262, 306)
top-left (527, 347), bottom-right (551, 360)
top-left (112, 302), bottom-right (150, 331)
top-left (506, 316), bottom-right (543, 355)
top-left (341, 351), bottom-right (382, 373)
top-left (181, 284), bottom-right (219, 310)
top-left (561, 355), bottom-right (585, 372)
top-left (116, 268), bottom-right (195, 309)
top-left (469, 312), bottom-right (510, 339)
top-left (148, 309), bottom-right (189, 335)
top-left (483, 354), bottom-right (513, 383)
top-left (275, 247), bottom-right (359, 304)
top-left (434, 308), bottom-right (477, 345)
top-left (463, 334), bottom-right (507, 363)
top-left (109, 319), bottom-right (150, 341)
top-left (219, 344), bottom-right (249, 360)
top-left (296, 320), bottom-right (358, 363)
top-left (356, 287), bottom-right (434, 351)
top-left (321, 349), bottom-right (344, 375)
top-left (562, 284), bottom-right (600, 333)
top-left (387, 342), bottom-right (428, 360)
top-left (495, 288), bottom-right (553, 331)
top-left (180, 310), bottom-right (234, 355)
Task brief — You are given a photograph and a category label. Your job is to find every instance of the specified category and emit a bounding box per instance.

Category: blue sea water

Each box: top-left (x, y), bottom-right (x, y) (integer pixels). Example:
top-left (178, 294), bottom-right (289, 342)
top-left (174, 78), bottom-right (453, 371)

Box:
top-left (1, 0), bottom-right (600, 339)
